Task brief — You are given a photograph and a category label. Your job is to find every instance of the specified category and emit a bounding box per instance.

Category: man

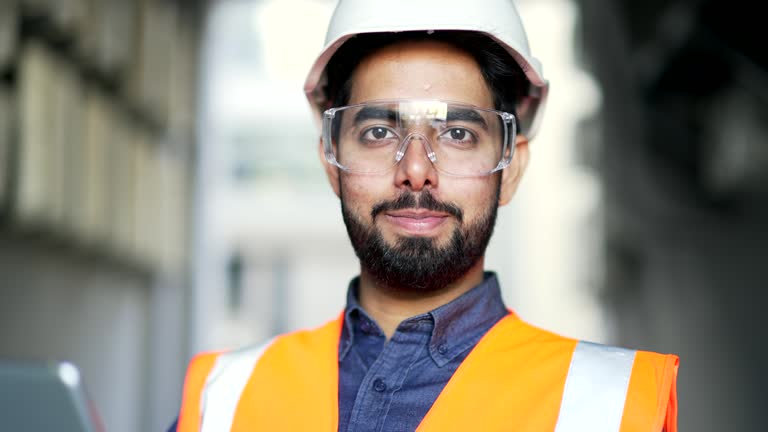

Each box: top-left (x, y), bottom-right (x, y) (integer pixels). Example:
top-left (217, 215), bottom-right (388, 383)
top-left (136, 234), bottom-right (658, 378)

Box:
top-left (174, 0), bottom-right (679, 430)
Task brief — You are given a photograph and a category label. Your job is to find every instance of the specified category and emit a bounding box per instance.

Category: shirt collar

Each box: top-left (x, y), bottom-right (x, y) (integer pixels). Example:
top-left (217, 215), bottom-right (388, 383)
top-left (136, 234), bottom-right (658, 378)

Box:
top-left (339, 272), bottom-right (509, 367)
top-left (339, 282), bottom-right (363, 361)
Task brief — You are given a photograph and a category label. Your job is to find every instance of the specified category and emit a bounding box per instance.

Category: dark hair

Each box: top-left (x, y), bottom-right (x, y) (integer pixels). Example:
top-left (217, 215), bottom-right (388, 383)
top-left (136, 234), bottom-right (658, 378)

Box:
top-left (323, 31), bottom-right (528, 121)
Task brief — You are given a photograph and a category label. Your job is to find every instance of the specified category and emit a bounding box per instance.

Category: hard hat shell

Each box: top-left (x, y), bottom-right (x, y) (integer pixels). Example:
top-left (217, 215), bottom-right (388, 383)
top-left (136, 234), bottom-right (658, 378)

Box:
top-left (304, 0), bottom-right (549, 139)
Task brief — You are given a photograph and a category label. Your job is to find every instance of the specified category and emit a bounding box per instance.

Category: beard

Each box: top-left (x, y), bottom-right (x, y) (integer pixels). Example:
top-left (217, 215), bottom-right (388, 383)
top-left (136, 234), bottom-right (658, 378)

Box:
top-left (340, 182), bottom-right (500, 293)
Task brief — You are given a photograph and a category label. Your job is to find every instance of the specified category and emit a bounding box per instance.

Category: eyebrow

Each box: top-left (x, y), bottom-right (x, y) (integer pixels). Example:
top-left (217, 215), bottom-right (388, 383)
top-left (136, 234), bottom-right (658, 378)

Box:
top-left (353, 106), bottom-right (398, 124)
top-left (446, 108), bottom-right (489, 130)
top-left (351, 105), bottom-right (489, 130)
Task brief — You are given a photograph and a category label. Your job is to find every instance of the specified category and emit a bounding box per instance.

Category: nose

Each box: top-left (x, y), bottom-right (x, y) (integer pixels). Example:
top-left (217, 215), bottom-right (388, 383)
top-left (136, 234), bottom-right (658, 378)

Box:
top-left (393, 134), bottom-right (439, 191)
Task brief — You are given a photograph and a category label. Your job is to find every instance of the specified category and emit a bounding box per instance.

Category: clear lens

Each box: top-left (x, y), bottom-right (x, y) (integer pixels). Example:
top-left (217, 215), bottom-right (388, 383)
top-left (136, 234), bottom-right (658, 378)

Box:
top-left (323, 100), bottom-right (516, 177)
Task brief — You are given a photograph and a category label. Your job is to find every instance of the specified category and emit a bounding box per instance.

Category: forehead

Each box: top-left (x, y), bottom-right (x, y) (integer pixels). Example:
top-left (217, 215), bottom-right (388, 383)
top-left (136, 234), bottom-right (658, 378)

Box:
top-left (347, 40), bottom-right (494, 109)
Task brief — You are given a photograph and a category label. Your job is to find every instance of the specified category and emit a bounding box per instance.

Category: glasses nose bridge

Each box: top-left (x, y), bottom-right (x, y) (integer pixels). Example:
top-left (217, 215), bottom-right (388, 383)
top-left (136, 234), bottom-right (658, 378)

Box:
top-left (395, 132), bottom-right (438, 164)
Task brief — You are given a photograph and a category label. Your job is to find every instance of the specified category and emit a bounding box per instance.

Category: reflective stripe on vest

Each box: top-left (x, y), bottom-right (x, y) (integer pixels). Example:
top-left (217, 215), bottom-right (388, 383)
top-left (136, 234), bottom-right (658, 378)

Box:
top-left (199, 338), bottom-right (275, 432)
top-left (555, 341), bottom-right (637, 432)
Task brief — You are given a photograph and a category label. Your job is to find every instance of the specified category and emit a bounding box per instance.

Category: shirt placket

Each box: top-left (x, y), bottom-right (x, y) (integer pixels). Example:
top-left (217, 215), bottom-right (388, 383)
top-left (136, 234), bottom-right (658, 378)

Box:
top-left (346, 320), bottom-right (432, 432)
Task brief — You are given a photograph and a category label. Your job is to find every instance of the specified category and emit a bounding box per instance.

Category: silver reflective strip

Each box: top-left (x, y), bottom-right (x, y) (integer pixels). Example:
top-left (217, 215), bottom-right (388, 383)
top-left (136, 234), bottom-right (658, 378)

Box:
top-left (554, 341), bottom-right (636, 432)
top-left (200, 338), bottom-right (276, 432)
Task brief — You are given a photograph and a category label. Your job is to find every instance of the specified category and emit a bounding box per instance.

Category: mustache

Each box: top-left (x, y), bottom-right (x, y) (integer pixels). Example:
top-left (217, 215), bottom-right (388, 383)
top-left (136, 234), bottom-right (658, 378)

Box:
top-left (371, 190), bottom-right (463, 223)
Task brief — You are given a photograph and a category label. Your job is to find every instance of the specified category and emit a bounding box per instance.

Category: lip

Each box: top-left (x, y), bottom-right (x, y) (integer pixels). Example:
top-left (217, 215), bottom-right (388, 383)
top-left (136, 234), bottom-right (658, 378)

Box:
top-left (383, 210), bottom-right (451, 235)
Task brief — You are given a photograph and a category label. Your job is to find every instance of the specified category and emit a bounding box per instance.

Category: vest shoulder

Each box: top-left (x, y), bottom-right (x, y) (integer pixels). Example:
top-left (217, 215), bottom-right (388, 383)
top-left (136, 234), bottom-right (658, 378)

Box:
top-left (186, 350), bottom-right (224, 373)
top-left (631, 349), bottom-right (680, 380)
top-left (505, 314), bottom-right (578, 344)
top-left (212, 314), bottom-right (343, 362)
top-left (512, 315), bottom-right (680, 361)
top-left (270, 314), bottom-right (344, 350)
top-left (573, 340), bottom-right (680, 367)
top-left (634, 347), bottom-right (680, 361)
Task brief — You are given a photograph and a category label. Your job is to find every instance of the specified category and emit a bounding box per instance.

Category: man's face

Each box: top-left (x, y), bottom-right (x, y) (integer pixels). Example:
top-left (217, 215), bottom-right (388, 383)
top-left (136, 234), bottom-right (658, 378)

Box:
top-left (327, 40), bottom-right (515, 292)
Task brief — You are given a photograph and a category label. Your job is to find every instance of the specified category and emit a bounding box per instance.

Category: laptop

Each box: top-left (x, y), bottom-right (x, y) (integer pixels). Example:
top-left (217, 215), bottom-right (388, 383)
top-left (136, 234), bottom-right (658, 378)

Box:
top-left (0, 360), bottom-right (104, 432)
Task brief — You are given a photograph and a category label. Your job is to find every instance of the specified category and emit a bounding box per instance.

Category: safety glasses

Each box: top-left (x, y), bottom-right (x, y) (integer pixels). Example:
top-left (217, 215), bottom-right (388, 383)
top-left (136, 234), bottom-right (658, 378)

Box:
top-left (322, 100), bottom-right (517, 177)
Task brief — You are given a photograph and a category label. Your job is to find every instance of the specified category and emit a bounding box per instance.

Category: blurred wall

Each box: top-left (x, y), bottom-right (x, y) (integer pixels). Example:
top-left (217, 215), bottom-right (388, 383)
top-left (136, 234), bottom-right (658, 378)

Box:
top-left (575, 0), bottom-right (768, 430)
top-left (0, 237), bottom-right (151, 431)
top-left (0, 1), bottom-right (205, 430)
top-left (191, 0), bottom-right (353, 354)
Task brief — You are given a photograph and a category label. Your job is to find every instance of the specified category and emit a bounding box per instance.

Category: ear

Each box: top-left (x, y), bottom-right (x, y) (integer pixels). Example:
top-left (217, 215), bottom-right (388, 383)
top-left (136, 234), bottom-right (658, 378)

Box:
top-left (319, 138), bottom-right (341, 198)
top-left (498, 134), bottom-right (530, 206)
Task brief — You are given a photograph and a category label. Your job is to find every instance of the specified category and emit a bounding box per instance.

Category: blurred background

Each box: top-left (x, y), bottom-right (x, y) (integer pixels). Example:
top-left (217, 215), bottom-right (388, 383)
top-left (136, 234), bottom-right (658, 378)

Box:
top-left (0, 0), bottom-right (765, 430)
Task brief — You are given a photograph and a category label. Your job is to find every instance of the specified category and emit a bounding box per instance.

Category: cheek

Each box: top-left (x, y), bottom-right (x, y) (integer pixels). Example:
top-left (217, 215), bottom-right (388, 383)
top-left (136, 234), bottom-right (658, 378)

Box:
top-left (340, 175), bottom-right (387, 220)
top-left (439, 178), bottom-right (498, 220)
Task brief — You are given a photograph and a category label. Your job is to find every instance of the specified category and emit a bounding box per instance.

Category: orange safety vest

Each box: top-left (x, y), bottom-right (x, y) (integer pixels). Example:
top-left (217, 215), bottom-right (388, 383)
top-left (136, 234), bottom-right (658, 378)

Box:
top-left (177, 312), bottom-right (678, 431)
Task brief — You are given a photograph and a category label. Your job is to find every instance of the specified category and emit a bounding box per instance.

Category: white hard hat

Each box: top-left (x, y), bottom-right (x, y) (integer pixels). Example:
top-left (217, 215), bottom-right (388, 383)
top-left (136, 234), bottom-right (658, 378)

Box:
top-left (303, 0), bottom-right (549, 139)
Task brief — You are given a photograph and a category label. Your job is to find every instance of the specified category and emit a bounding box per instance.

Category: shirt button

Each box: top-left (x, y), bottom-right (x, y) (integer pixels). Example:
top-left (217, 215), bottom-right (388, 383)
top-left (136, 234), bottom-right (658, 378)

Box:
top-left (373, 378), bottom-right (387, 392)
top-left (437, 343), bottom-right (448, 355)
top-left (360, 320), bottom-right (372, 333)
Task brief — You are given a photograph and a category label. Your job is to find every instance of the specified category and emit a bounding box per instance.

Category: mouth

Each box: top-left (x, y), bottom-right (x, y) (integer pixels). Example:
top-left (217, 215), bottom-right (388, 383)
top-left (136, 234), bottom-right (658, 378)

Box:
top-left (382, 209), bottom-right (451, 235)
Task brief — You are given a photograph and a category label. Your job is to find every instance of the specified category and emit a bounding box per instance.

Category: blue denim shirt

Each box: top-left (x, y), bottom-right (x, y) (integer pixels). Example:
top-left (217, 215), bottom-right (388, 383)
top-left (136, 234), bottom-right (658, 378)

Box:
top-left (168, 272), bottom-right (508, 432)
top-left (337, 272), bottom-right (509, 432)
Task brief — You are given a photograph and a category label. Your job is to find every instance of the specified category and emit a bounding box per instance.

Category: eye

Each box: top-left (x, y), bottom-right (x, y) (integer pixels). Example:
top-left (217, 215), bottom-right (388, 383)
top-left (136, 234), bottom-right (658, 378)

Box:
top-left (450, 129), bottom-right (467, 140)
top-left (440, 128), bottom-right (474, 142)
top-left (361, 127), bottom-right (397, 141)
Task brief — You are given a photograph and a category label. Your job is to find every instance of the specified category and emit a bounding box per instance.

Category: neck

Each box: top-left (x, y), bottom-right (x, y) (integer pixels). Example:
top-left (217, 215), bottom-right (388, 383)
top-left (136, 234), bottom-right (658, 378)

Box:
top-left (357, 258), bottom-right (486, 340)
